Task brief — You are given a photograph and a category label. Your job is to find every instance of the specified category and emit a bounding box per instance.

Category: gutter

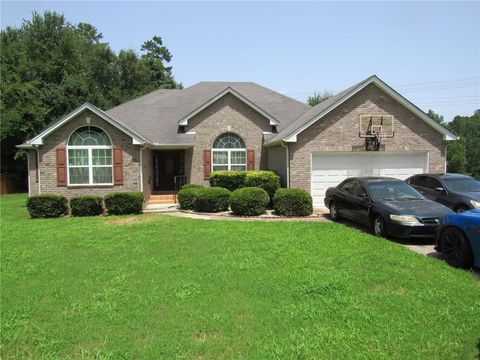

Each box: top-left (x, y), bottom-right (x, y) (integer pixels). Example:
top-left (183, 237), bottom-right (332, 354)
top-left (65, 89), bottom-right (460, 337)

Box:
top-left (280, 141), bottom-right (290, 188)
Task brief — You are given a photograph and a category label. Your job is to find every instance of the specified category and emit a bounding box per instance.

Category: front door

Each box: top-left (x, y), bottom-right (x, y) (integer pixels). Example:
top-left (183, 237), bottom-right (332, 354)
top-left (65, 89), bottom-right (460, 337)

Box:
top-left (153, 151), bottom-right (183, 191)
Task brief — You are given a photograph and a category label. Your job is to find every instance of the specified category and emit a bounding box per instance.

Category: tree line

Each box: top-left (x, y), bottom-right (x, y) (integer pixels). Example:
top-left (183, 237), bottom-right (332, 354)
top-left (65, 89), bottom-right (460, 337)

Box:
top-left (1, 11), bottom-right (181, 187)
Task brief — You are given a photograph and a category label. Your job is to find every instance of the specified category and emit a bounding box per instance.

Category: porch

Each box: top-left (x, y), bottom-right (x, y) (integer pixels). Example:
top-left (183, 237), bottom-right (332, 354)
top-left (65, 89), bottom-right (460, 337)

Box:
top-left (145, 149), bottom-right (187, 209)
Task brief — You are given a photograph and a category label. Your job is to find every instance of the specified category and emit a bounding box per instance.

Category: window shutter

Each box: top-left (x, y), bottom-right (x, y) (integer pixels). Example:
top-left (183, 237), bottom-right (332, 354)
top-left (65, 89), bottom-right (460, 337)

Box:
top-left (247, 149), bottom-right (255, 170)
top-left (56, 148), bottom-right (67, 187)
top-left (113, 147), bottom-right (123, 185)
top-left (204, 149), bottom-right (212, 180)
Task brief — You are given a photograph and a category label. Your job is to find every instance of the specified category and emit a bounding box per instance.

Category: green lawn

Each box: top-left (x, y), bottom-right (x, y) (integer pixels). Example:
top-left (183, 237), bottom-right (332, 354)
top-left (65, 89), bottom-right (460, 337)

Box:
top-left (1, 194), bottom-right (479, 359)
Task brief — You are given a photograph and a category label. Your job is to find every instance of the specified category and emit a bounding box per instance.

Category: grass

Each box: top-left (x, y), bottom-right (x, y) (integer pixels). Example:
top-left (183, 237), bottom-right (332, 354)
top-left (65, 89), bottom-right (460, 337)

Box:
top-left (1, 193), bottom-right (479, 359)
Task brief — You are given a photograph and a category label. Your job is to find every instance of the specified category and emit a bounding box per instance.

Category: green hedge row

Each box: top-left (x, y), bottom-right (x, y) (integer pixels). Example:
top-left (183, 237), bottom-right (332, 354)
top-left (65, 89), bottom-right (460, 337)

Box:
top-left (179, 184), bottom-right (312, 217)
top-left (209, 170), bottom-right (280, 201)
top-left (26, 192), bottom-right (144, 218)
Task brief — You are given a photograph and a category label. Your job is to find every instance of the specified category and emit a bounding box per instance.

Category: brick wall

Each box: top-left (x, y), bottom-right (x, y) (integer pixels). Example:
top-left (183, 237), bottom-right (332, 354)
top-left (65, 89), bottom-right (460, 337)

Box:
top-left (266, 145), bottom-right (287, 187)
top-left (33, 109), bottom-right (142, 197)
top-left (289, 84), bottom-right (446, 192)
top-left (185, 93), bottom-right (271, 185)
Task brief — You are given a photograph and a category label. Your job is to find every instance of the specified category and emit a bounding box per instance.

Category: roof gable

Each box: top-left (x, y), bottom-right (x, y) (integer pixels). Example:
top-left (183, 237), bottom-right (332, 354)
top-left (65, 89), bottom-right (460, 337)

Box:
top-left (178, 87), bottom-right (279, 126)
top-left (267, 75), bottom-right (458, 144)
top-left (26, 103), bottom-right (146, 146)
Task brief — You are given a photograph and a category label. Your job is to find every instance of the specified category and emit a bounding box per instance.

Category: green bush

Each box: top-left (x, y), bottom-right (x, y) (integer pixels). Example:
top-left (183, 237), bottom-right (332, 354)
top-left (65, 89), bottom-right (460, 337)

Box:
top-left (70, 196), bottom-right (103, 217)
top-left (26, 195), bottom-right (68, 218)
top-left (209, 171), bottom-right (247, 191)
top-left (181, 183), bottom-right (205, 190)
top-left (273, 188), bottom-right (313, 217)
top-left (244, 171), bottom-right (281, 201)
top-left (178, 187), bottom-right (203, 210)
top-left (193, 187), bottom-right (231, 213)
top-left (230, 187), bottom-right (269, 216)
top-left (104, 192), bottom-right (144, 215)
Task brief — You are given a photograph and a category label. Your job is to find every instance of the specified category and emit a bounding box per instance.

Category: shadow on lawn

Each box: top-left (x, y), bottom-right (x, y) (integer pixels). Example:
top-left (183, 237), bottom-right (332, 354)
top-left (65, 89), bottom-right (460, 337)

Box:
top-left (330, 215), bottom-right (480, 277)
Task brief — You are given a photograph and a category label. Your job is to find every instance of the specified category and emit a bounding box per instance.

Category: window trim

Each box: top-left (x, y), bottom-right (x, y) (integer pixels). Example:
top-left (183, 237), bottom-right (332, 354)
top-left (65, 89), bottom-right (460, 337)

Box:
top-left (67, 126), bottom-right (114, 186)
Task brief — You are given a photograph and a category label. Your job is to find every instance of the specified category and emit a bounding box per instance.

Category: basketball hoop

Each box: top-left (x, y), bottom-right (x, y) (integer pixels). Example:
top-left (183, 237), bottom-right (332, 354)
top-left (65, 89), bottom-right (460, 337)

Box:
top-left (359, 115), bottom-right (394, 151)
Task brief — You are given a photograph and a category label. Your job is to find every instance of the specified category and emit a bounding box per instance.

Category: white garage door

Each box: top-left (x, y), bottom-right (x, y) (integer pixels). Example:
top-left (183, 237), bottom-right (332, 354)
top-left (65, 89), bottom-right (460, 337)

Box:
top-left (311, 152), bottom-right (428, 207)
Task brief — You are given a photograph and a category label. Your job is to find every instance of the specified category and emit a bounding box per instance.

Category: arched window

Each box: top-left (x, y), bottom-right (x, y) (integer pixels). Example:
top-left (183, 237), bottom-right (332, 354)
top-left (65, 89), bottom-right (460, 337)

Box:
top-left (67, 126), bottom-right (113, 185)
top-left (212, 133), bottom-right (247, 171)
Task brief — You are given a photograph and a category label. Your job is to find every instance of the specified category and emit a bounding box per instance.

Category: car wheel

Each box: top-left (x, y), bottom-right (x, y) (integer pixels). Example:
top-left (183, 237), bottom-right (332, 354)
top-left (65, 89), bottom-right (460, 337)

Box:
top-left (440, 227), bottom-right (474, 268)
top-left (454, 205), bottom-right (468, 213)
top-left (372, 215), bottom-right (386, 237)
top-left (329, 201), bottom-right (340, 220)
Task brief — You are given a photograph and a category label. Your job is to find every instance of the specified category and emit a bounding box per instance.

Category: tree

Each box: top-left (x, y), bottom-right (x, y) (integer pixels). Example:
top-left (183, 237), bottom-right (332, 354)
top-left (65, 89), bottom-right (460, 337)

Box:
top-left (427, 109), bottom-right (479, 177)
top-left (0, 11), bottom-right (181, 188)
top-left (449, 112), bottom-right (480, 178)
top-left (307, 90), bottom-right (333, 106)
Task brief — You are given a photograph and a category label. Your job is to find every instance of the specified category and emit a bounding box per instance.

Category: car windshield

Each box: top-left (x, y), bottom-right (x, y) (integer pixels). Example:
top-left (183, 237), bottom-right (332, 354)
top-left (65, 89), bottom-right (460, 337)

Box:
top-left (367, 181), bottom-right (424, 201)
top-left (443, 177), bottom-right (480, 192)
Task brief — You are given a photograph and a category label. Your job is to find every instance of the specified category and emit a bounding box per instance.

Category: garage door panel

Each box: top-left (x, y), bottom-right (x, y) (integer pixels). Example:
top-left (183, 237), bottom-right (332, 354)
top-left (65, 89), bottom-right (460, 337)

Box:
top-left (311, 152), bottom-right (427, 207)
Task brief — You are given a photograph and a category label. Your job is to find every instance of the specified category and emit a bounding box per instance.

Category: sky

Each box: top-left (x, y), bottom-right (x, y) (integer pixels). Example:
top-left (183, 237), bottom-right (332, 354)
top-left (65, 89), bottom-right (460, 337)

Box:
top-left (1, 1), bottom-right (479, 121)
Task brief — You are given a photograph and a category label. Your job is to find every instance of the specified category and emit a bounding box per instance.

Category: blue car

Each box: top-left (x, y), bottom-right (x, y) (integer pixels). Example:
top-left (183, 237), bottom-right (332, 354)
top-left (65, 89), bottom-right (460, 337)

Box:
top-left (436, 209), bottom-right (480, 268)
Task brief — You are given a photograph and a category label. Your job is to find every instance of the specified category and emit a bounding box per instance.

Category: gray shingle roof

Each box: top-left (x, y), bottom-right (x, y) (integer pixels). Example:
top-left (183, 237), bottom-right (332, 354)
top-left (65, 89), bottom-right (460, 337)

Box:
top-left (106, 82), bottom-right (311, 145)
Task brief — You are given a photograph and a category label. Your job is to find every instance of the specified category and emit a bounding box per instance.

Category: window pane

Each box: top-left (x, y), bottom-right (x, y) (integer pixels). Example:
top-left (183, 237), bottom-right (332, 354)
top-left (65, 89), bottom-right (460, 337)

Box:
top-left (92, 149), bottom-right (112, 166)
top-left (212, 165), bottom-right (228, 171)
top-left (231, 151), bottom-right (246, 165)
top-left (213, 133), bottom-right (245, 149)
top-left (68, 149), bottom-right (89, 166)
top-left (93, 167), bottom-right (112, 184)
top-left (69, 167), bottom-right (89, 184)
top-left (213, 151), bottom-right (228, 165)
top-left (68, 126), bottom-right (111, 146)
top-left (231, 165), bottom-right (246, 171)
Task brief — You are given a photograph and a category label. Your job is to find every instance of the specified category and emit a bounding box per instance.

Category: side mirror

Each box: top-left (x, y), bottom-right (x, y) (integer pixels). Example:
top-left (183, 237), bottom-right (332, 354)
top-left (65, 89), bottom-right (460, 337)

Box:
top-left (434, 187), bottom-right (446, 194)
top-left (361, 193), bottom-right (369, 200)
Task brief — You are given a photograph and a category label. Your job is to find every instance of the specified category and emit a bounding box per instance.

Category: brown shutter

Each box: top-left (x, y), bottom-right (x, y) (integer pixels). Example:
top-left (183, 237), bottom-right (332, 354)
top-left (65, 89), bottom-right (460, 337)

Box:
top-left (113, 147), bottom-right (123, 185)
top-left (203, 149), bottom-right (212, 180)
top-left (56, 148), bottom-right (67, 187)
top-left (247, 149), bottom-right (255, 170)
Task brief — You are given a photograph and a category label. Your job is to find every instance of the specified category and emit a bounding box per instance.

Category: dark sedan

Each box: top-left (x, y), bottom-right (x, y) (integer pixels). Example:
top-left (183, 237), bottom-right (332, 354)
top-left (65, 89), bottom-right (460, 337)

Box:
top-left (324, 177), bottom-right (454, 238)
top-left (406, 173), bottom-right (480, 213)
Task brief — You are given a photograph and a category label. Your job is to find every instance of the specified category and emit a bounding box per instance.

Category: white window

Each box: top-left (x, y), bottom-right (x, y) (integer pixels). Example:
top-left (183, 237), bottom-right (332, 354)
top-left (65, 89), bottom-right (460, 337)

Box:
top-left (212, 133), bottom-right (247, 171)
top-left (67, 126), bottom-right (113, 185)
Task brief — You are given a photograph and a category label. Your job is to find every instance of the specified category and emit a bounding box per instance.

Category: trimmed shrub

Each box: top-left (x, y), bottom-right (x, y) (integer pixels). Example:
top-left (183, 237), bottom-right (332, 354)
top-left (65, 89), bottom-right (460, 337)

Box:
top-left (273, 188), bottom-right (313, 217)
top-left (209, 171), bottom-right (246, 192)
top-left (181, 183), bottom-right (205, 190)
top-left (244, 171), bottom-right (281, 201)
top-left (178, 187), bottom-right (203, 210)
top-left (26, 195), bottom-right (68, 218)
top-left (70, 196), bottom-right (103, 217)
top-left (230, 187), bottom-right (269, 216)
top-left (193, 187), bottom-right (231, 213)
top-left (104, 192), bottom-right (144, 215)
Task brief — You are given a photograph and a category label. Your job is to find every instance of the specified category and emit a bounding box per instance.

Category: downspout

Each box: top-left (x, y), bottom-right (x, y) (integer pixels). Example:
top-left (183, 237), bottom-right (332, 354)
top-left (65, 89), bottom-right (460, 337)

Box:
top-left (139, 146), bottom-right (145, 193)
top-left (35, 146), bottom-right (41, 195)
top-left (444, 143), bottom-right (448, 173)
top-left (280, 141), bottom-right (290, 188)
top-left (26, 150), bottom-right (31, 197)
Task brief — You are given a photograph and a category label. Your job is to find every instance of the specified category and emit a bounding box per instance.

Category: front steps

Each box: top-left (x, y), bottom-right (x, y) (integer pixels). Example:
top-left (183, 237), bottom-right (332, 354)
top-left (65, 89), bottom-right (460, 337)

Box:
top-left (145, 193), bottom-right (179, 213)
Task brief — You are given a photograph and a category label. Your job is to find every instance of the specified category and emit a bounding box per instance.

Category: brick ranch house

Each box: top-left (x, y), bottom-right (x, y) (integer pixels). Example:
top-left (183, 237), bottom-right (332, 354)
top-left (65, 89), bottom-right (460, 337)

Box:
top-left (18, 75), bottom-right (457, 207)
